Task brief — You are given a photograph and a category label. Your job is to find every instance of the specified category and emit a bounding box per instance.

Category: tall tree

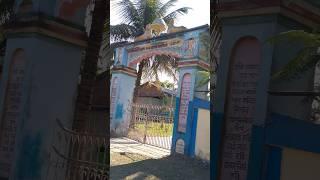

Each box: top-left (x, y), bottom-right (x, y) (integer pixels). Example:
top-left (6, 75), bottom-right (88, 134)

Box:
top-left (111, 0), bottom-right (191, 41)
top-left (73, 0), bottom-right (108, 131)
top-left (0, 0), bottom-right (14, 55)
top-left (210, 0), bottom-right (221, 100)
top-left (0, 0), bottom-right (14, 26)
top-left (195, 0), bottom-right (221, 96)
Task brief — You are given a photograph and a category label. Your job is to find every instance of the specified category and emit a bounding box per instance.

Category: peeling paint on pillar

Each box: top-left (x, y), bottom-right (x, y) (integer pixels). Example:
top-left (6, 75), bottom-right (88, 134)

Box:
top-left (115, 104), bottom-right (123, 119)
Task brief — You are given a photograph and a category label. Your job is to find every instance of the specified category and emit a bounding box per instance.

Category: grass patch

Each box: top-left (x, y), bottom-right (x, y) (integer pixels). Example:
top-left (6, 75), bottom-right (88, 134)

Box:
top-left (134, 122), bottom-right (173, 137)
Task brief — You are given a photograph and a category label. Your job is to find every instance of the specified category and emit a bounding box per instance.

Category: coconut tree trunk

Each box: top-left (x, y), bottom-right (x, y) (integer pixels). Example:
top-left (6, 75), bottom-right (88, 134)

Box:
top-left (210, 1), bottom-right (223, 180)
top-left (129, 60), bottom-right (145, 129)
top-left (72, 0), bottom-right (107, 131)
top-left (132, 60), bottom-right (146, 103)
top-left (210, 0), bottom-right (221, 102)
top-left (69, 0), bottom-right (108, 178)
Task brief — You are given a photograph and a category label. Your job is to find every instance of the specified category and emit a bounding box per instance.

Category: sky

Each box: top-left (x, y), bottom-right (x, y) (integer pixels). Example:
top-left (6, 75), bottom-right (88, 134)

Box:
top-left (110, 0), bottom-right (210, 84)
top-left (110, 0), bottom-right (210, 28)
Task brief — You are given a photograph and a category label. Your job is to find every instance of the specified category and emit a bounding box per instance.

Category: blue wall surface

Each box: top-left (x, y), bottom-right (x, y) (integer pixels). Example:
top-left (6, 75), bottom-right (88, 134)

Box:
top-left (0, 33), bottom-right (83, 179)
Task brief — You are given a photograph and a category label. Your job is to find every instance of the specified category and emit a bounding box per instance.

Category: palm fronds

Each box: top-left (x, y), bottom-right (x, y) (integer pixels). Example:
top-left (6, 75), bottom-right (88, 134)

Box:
top-left (163, 7), bottom-right (192, 23)
top-left (272, 46), bottom-right (320, 80)
top-left (110, 24), bottom-right (137, 41)
top-left (196, 71), bottom-right (210, 87)
top-left (0, 0), bottom-right (14, 25)
top-left (141, 54), bottom-right (178, 82)
top-left (268, 30), bottom-right (320, 80)
top-left (209, 0), bottom-right (222, 98)
top-left (117, 0), bottom-right (141, 25)
top-left (158, 0), bottom-right (178, 15)
top-left (268, 30), bottom-right (320, 47)
top-left (0, 0), bottom-right (14, 55)
top-left (111, 0), bottom-right (191, 41)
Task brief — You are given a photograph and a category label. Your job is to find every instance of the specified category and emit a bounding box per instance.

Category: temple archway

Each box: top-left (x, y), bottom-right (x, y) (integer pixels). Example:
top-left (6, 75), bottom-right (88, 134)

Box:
top-left (111, 24), bottom-right (210, 156)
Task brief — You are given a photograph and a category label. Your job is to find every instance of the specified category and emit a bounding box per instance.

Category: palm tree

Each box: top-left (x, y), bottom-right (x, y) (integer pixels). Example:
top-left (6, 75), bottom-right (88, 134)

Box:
top-left (268, 30), bottom-right (320, 80)
top-left (195, 5), bottom-right (221, 99)
top-left (0, 0), bottom-right (14, 26)
top-left (73, 0), bottom-right (108, 131)
top-left (111, 0), bottom-right (190, 103)
top-left (141, 54), bottom-right (177, 82)
top-left (0, 0), bottom-right (14, 56)
top-left (68, 1), bottom-right (109, 178)
top-left (110, 0), bottom-right (191, 41)
top-left (268, 30), bottom-right (320, 123)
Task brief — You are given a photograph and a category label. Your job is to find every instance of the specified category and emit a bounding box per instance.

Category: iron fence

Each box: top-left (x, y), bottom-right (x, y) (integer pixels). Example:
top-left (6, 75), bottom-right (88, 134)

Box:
top-left (128, 103), bottom-right (174, 149)
top-left (46, 119), bottom-right (109, 180)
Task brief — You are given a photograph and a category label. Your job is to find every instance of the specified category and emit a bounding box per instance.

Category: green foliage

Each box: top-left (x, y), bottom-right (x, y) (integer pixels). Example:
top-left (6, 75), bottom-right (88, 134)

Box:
top-left (199, 32), bottom-right (210, 62)
top-left (111, 0), bottom-right (191, 41)
top-left (135, 122), bottom-right (173, 137)
top-left (0, 0), bottom-right (14, 52)
top-left (160, 80), bottom-right (174, 89)
top-left (0, 0), bottom-right (14, 23)
top-left (196, 71), bottom-right (210, 87)
top-left (142, 54), bottom-right (178, 82)
top-left (162, 95), bottom-right (175, 106)
top-left (268, 30), bottom-right (320, 80)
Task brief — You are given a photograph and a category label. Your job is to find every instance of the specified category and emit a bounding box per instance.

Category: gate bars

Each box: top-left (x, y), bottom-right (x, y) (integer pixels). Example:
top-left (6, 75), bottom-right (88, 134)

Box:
top-left (47, 119), bottom-right (109, 180)
top-left (128, 103), bottom-right (174, 149)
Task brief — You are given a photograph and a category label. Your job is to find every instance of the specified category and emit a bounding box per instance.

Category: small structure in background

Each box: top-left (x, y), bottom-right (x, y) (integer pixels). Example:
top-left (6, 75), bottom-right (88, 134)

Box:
top-left (135, 81), bottom-right (176, 106)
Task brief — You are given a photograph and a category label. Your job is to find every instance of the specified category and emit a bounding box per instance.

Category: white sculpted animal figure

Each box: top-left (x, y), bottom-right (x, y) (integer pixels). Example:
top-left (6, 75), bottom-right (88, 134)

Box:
top-left (134, 24), bottom-right (154, 42)
top-left (167, 19), bottom-right (187, 33)
top-left (134, 18), bottom-right (167, 41)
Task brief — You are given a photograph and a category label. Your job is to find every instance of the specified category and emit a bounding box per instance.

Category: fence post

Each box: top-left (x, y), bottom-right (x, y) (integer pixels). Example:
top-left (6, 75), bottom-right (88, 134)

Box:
top-left (143, 106), bottom-right (149, 144)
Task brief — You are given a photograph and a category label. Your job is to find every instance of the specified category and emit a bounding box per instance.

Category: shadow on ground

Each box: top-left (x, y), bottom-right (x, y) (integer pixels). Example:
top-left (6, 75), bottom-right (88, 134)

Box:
top-left (110, 154), bottom-right (210, 180)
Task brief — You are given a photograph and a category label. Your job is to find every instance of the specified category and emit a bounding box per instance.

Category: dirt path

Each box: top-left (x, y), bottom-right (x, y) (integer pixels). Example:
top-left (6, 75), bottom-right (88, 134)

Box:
top-left (110, 138), bottom-right (210, 180)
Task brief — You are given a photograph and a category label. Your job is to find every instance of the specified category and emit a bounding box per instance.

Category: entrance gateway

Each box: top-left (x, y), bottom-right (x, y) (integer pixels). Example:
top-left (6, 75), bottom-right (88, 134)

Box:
top-left (110, 21), bottom-right (210, 156)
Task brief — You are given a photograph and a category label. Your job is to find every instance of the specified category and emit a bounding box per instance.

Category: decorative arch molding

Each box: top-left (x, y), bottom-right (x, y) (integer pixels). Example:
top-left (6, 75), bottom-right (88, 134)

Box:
top-left (229, 36), bottom-right (261, 66)
top-left (128, 50), bottom-right (181, 67)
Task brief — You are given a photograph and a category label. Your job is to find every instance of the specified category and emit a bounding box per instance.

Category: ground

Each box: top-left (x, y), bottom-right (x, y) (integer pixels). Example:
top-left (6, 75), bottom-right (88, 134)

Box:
top-left (134, 122), bottom-right (173, 137)
top-left (110, 138), bottom-right (210, 180)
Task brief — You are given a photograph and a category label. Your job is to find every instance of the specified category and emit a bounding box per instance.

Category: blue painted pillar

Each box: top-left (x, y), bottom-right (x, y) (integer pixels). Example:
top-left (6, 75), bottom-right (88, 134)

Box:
top-left (171, 60), bottom-right (210, 156)
top-left (110, 66), bottom-right (137, 136)
top-left (265, 146), bottom-right (282, 180)
top-left (0, 0), bottom-right (91, 179)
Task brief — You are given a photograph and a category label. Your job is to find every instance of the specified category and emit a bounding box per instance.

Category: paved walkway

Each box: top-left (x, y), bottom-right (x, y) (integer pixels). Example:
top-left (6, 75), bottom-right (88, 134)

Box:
top-left (145, 136), bottom-right (172, 150)
top-left (111, 137), bottom-right (170, 159)
top-left (110, 137), bottom-right (210, 180)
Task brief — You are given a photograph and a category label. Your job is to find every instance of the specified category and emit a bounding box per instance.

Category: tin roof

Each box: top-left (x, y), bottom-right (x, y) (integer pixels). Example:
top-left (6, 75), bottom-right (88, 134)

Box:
top-left (136, 82), bottom-right (164, 98)
top-left (136, 81), bottom-right (177, 98)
